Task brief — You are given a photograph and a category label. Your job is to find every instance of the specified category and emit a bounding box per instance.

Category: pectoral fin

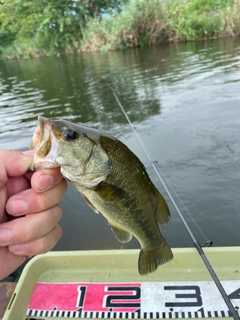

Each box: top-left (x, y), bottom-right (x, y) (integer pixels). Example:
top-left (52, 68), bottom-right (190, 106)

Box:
top-left (155, 189), bottom-right (171, 224)
top-left (110, 224), bottom-right (132, 243)
top-left (96, 182), bottom-right (126, 202)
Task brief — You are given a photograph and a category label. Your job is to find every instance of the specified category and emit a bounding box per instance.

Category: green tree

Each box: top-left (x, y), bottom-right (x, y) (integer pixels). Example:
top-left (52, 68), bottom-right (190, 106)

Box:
top-left (0, 0), bottom-right (124, 53)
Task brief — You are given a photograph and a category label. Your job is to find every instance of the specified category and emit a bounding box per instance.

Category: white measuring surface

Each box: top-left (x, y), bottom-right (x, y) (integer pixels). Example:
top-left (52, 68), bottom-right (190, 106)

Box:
top-left (26, 281), bottom-right (240, 318)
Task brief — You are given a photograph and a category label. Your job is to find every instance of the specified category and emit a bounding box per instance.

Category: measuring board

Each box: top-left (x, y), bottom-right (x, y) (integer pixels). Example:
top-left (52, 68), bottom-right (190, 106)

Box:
top-left (26, 280), bottom-right (240, 318)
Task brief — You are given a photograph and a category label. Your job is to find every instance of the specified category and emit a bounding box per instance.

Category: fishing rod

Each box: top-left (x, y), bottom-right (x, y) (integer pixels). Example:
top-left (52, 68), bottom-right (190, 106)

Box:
top-left (110, 86), bottom-right (239, 320)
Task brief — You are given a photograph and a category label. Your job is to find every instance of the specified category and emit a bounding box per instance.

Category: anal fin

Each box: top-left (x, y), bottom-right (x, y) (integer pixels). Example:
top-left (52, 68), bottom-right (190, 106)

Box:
top-left (110, 224), bottom-right (132, 243)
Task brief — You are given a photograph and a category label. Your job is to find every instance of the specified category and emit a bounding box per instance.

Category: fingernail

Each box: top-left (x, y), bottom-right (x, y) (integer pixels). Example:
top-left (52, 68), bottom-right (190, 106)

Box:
top-left (0, 229), bottom-right (12, 245)
top-left (37, 174), bottom-right (54, 191)
top-left (7, 199), bottom-right (28, 215)
top-left (22, 150), bottom-right (35, 157)
top-left (9, 243), bottom-right (26, 254)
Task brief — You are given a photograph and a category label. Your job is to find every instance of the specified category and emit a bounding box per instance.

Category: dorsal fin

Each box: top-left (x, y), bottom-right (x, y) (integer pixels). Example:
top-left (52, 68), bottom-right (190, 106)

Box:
top-left (155, 189), bottom-right (171, 224)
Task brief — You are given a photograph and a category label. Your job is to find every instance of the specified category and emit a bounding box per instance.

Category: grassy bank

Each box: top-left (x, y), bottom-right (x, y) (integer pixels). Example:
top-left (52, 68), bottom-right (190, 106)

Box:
top-left (1, 0), bottom-right (240, 59)
top-left (81, 0), bottom-right (240, 52)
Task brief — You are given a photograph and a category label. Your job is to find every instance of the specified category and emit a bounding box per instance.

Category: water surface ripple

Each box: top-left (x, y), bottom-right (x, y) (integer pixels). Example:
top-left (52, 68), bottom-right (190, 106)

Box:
top-left (0, 38), bottom-right (240, 251)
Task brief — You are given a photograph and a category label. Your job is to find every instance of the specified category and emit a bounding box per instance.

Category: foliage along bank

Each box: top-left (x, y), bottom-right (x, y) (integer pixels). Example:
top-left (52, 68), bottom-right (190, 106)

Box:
top-left (0, 0), bottom-right (240, 59)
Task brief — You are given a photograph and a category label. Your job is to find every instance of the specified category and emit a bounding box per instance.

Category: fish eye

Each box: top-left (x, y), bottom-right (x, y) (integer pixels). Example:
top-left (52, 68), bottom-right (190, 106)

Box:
top-left (63, 128), bottom-right (79, 141)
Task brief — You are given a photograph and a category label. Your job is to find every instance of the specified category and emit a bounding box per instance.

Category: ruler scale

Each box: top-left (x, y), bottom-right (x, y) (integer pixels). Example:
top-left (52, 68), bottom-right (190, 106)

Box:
top-left (26, 281), bottom-right (240, 319)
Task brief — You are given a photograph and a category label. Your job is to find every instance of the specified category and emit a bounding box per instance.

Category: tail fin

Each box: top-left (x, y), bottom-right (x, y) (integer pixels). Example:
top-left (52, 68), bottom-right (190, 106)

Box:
top-left (138, 241), bottom-right (173, 276)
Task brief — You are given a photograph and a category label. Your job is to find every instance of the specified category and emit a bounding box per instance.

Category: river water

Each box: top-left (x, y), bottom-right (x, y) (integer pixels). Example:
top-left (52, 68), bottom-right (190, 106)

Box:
top-left (0, 38), bottom-right (240, 252)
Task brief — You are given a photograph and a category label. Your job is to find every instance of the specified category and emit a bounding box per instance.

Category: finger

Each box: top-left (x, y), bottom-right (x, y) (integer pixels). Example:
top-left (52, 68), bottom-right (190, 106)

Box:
top-left (24, 171), bottom-right (34, 181)
top-left (0, 247), bottom-right (26, 280)
top-left (0, 187), bottom-right (7, 220)
top-left (0, 150), bottom-right (34, 188)
top-left (31, 167), bottom-right (63, 193)
top-left (6, 176), bottom-right (31, 198)
top-left (6, 178), bottom-right (67, 216)
top-left (0, 205), bottom-right (62, 246)
top-left (0, 173), bottom-right (32, 219)
top-left (9, 224), bottom-right (62, 256)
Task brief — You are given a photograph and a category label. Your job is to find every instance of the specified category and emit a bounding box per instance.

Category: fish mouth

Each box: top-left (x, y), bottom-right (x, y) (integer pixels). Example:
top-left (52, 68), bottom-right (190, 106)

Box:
top-left (30, 116), bottom-right (59, 170)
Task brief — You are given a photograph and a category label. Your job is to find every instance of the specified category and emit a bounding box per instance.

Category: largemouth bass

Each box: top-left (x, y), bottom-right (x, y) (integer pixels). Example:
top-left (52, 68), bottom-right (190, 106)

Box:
top-left (30, 116), bottom-right (173, 275)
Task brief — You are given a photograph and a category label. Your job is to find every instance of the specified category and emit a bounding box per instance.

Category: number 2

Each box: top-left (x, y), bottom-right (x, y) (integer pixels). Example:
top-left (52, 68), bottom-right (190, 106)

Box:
top-left (104, 286), bottom-right (141, 308)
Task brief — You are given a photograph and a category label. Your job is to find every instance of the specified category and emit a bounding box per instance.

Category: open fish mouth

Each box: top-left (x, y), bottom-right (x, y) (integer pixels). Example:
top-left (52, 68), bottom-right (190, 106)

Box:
top-left (30, 116), bottom-right (59, 170)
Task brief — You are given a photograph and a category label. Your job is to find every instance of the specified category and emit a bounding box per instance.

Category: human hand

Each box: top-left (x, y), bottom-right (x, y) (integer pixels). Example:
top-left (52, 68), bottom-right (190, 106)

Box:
top-left (0, 149), bottom-right (68, 280)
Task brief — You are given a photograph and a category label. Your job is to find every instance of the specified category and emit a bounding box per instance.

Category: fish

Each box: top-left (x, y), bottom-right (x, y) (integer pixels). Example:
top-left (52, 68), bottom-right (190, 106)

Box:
top-left (30, 116), bottom-right (173, 275)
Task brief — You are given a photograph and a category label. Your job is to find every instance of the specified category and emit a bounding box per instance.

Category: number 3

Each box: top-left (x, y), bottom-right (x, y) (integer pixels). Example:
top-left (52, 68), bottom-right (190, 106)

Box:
top-left (164, 286), bottom-right (203, 307)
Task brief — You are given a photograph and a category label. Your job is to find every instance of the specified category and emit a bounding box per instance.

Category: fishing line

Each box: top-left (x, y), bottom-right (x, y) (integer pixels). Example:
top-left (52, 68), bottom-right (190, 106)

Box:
top-left (110, 85), bottom-right (239, 320)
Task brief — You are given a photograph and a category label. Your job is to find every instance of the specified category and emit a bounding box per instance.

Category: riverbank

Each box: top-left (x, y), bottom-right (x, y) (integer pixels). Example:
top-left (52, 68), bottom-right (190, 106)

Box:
top-left (0, 0), bottom-right (239, 60)
top-left (81, 0), bottom-right (240, 52)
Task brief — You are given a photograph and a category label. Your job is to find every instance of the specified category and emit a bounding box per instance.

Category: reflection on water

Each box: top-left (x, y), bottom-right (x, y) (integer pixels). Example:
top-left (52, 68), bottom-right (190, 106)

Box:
top-left (0, 38), bottom-right (240, 251)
